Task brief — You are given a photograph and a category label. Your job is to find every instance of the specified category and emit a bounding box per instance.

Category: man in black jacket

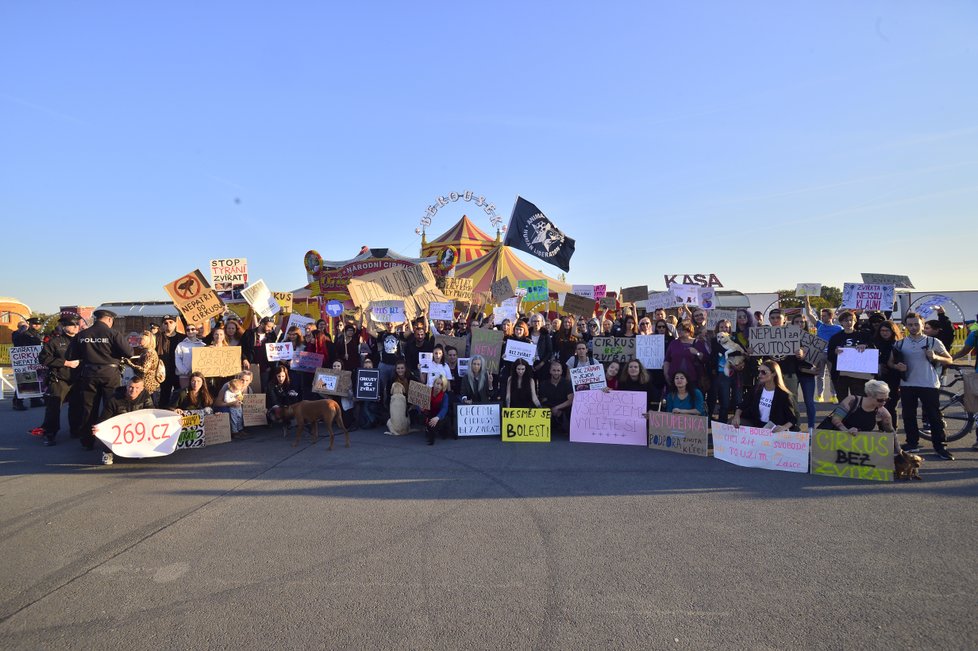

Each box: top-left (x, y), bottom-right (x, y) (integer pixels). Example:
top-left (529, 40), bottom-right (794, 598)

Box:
top-left (34, 315), bottom-right (82, 445)
top-left (241, 317), bottom-right (278, 390)
top-left (156, 315), bottom-right (185, 408)
top-left (95, 375), bottom-right (154, 465)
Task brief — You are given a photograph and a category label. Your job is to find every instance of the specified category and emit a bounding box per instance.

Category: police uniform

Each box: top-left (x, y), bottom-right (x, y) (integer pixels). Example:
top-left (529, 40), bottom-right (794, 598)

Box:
top-left (36, 316), bottom-right (79, 444)
top-left (67, 310), bottom-right (134, 449)
top-left (12, 318), bottom-right (45, 409)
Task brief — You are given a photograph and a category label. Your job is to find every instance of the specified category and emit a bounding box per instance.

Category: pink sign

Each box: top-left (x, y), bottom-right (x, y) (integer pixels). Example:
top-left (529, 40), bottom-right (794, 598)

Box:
top-left (570, 390), bottom-right (648, 446)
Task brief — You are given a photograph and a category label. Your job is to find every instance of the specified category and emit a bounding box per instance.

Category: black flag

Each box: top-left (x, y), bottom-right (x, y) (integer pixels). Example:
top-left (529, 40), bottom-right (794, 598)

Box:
top-left (503, 197), bottom-right (576, 272)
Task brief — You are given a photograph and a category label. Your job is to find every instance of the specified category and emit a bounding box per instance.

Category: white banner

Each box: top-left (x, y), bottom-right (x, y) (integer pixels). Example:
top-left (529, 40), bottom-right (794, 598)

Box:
top-left (456, 404), bottom-right (501, 437)
top-left (569, 364), bottom-right (607, 392)
top-left (636, 334), bottom-right (665, 370)
top-left (265, 341), bottom-right (294, 361)
top-left (503, 339), bottom-right (536, 363)
top-left (712, 421), bottom-right (809, 473)
top-left (241, 279), bottom-right (281, 318)
top-left (429, 301), bottom-right (455, 321)
top-left (93, 409), bottom-right (184, 458)
top-left (836, 348), bottom-right (879, 374)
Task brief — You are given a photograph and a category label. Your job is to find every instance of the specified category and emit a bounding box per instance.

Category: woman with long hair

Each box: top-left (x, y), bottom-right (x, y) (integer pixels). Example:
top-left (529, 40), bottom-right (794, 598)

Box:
top-left (617, 359), bottom-right (662, 412)
top-left (423, 374), bottom-right (452, 445)
top-left (172, 371), bottom-right (214, 413)
top-left (266, 364), bottom-right (300, 426)
top-left (125, 330), bottom-right (162, 406)
top-left (459, 355), bottom-right (493, 404)
top-left (733, 359), bottom-right (799, 431)
top-left (664, 370), bottom-right (706, 416)
top-left (605, 361), bottom-right (621, 390)
top-left (873, 319), bottom-right (903, 424)
top-left (707, 319), bottom-right (735, 422)
top-left (223, 319), bottom-right (243, 346)
top-left (506, 358), bottom-right (540, 408)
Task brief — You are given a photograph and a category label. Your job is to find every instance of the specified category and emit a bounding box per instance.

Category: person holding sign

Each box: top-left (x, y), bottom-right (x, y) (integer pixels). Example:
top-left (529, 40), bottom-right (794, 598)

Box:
top-left (538, 360), bottom-right (573, 433)
top-left (819, 380), bottom-right (895, 435)
top-left (94, 374), bottom-right (155, 465)
top-left (267, 364), bottom-right (300, 427)
top-left (827, 311), bottom-right (873, 401)
top-left (422, 344), bottom-right (453, 387)
top-left (708, 319), bottom-right (736, 424)
top-left (664, 371), bottom-right (706, 416)
top-left (423, 375), bottom-right (452, 445)
top-left (617, 359), bottom-right (662, 412)
top-left (122, 331), bottom-right (162, 406)
top-left (241, 317), bottom-right (278, 391)
top-left (663, 322), bottom-right (710, 393)
top-left (792, 314), bottom-right (819, 432)
top-left (213, 374), bottom-right (249, 439)
top-left (174, 325), bottom-right (206, 390)
top-left (528, 313), bottom-right (553, 382)
top-left (732, 360), bottom-right (798, 431)
top-left (506, 359), bottom-right (541, 409)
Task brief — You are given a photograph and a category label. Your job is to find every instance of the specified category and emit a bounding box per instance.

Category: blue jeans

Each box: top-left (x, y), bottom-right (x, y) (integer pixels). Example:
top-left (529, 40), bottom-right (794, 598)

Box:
top-left (797, 373), bottom-right (817, 431)
top-left (216, 405), bottom-right (244, 433)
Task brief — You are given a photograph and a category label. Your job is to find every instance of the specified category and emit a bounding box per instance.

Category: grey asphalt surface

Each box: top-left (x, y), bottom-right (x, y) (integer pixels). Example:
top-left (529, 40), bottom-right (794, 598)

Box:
top-left (1, 399), bottom-right (976, 651)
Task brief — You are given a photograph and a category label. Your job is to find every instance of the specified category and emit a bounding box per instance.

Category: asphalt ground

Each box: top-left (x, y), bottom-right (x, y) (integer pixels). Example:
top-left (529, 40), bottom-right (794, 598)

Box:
top-left (1, 399), bottom-right (976, 650)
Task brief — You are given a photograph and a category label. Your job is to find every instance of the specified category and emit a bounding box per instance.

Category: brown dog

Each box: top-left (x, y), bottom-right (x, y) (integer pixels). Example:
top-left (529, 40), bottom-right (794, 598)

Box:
top-left (286, 399), bottom-right (349, 450)
top-left (894, 451), bottom-right (924, 480)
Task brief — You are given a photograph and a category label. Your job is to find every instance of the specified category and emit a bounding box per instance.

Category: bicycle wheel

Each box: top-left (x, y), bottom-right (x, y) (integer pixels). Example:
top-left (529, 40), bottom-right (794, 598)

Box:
top-left (920, 390), bottom-right (975, 443)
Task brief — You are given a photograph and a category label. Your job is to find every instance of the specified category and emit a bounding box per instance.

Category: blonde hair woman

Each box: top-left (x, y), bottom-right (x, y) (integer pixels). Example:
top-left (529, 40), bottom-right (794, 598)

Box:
top-left (125, 330), bottom-right (162, 405)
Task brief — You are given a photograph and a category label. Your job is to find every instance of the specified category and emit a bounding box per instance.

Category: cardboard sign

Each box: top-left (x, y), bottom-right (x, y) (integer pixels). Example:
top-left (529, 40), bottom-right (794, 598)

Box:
top-left (562, 292), bottom-right (594, 317)
top-left (241, 279), bottom-right (282, 319)
top-left (92, 409), bottom-right (184, 458)
top-left (502, 408), bottom-right (551, 443)
top-left (355, 369), bottom-right (381, 400)
top-left (591, 336), bottom-right (636, 363)
top-left (434, 335), bottom-right (467, 357)
top-left (503, 339), bottom-right (536, 363)
top-left (442, 276), bottom-right (474, 302)
top-left (242, 393), bottom-right (267, 427)
top-left (800, 332), bottom-right (829, 369)
top-left (712, 421), bottom-right (809, 473)
top-left (210, 258), bottom-right (248, 285)
top-left (491, 277), bottom-right (515, 302)
top-left (312, 368), bottom-right (352, 396)
top-left (748, 326), bottom-right (802, 357)
top-left (648, 412), bottom-right (710, 456)
top-left (191, 346), bottom-right (243, 377)
top-left (429, 301), bottom-right (455, 321)
top-left (635, 334), bottom-right (665, 370)
top-left (836, 348), bottom-right (880, 374)
top-left (203, 412), bottom-right (232, 446)
top-left (457, 404), bottom-right (501, 437)
top-left (348, 263), bottom-right (444, 321)
top-left (569, 364), bottom-right (607, 392)
top-left (11, 345), bottom-right (46, 399)
top-left (841, 283), bottom-right (895, 312)
top-left (290, 351), bottom-right (324, 373)
top-left (811, 429), bottom-right (895, 482)
top-left (593, 285), bottom-right (607, 300)
top-left (621, 285), bottom-right (648, 304)
top-left (371, 300), bottom-right (406, 323)
top-left (407, 380), bottom-right (431, 410)
top-left (707, 308), bottom-right (738, 331)
top-left (795, 283), bottom-right (822, 297)
top-left (272, 292), bottom-right (293, 313)
top-left (670, 284), bottom-right (715, 309)
top-left (284, 313), bottom-right (315, 337)
top-left (598, 297), bottom-right (616, 310)
top-left (572, 285), bottom-right (595, 300)
top-left (518, 279), bottom-right (549, 303)
top-left (646, 291), bottom-right (677, 311)
top-left (570, 390), bottom-right (648, 446)
top-left (860, 273), bottom-right (914, 289)
top-left (164, 269), bottom-right (225, 327)
top-left (176, 410), bottom-right (206, 450)
top-left (265, 342), bottom-right (294, 362)
top-left (470, 328), bottom-right (504, 374)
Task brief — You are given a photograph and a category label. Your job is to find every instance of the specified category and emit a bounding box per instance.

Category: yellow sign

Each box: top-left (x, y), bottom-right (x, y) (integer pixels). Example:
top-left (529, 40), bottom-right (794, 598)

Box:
top-left (810, 429), bottom-right (895, 482)
top-left (272, 292), bottom-right (293, 314)
top-left (502, 408), bottom-right (551, 443)
top-left (0, 343), bottom-right (10, 366)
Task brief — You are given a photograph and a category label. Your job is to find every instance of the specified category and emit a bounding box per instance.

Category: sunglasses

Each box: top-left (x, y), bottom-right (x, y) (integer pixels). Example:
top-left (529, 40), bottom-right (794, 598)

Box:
top-left (757, 369), bottom-right (770, 376)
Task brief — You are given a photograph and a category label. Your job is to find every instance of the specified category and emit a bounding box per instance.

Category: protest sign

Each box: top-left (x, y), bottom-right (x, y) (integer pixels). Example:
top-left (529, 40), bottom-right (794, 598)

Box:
top-left (470, 328), bottom-right (504, 374)
top-left (837, 348), bottom-right (880, 374)
top-left (502, 408), bottom-right (551, 443)
top-left (192, 346), bottom-right (242, 377)
top-left (914, 295), bottom-right (950, 318)
top-left (570, 390), bottom-right (648, 446)
top-left (648, 412), bottom-right (710, 457)
top-left (707, 308), bottom-right (738, 331)
top-left (371, 300), bottom-right (406, 323)
top-left (418, 352), bottom-right (434, 374)
top-left (442, 276), bottom-right (474, 302)
top-left (493, 304), bottom-right (518, 323)
top-left (860, 273), bottom-right (914, 289)
top-left (176, 410), bottom-right (206, 450)
top-left (164, 269), bottom-right (225, 326)
top-left (290, 351), bottom-right (324, 373)
top-left (841, 283), bottom-right (895, 312)
top-left (795, 283), bottom-right (822, 297)
top-left (210, 258), bottom-right (248, 300)
top-left (491, 277), bottom-right (515, 302)
top-left (312, 368), bottom-right (352, 397)
top-left (635, 334), bottom-right (665, 370)
top-left (712, 421), bottom-right (809, 473)
top-left (242, 393), bottom-right (267, 427)
top-left (429, 301), bottom-right (455, 321)
top-left (562, 293), bottom-right (595, 316)
top-left (355, 369), bottom-right (380, 400)
top-left (458, 357), bottom-right (470, 377)
top-left (407, 380), bottom-right (431, 410)
top-left (285, 313), bottom-right (315, 337)
top-left (434, 335), bottom-right (467, 357)
top-left (241, 279), bottom-right (281, 319)
top-left (517, 279), bottom-right (549, 303)
top-left (598, 297), bottom-right (616, 310)
top-left (569, 364), bottom-right (607, 392)
top-left (799, 332), bottom-right (828, 369)
top-left (203, 412), bottom-right (232, 446)
top-left (621, 285), bottom-right (648, 304)
top-left (572, 284), bottom-right (595, 300)
top-left (503, 339), bottom-right (536, 363)
top-left (348, 263), bottom-right (444, 320)
top-left (11, 345), bottom-right (46, 399)
top-left (810, 429), bottom-right (895, 482)
top-left (272, 292), bottom-right (293, 313)
top-left (92, 409), bottom-right (183, 458)
top-left (591, 336), bottom-right (636, 363)
top-left (646, 291), bottom-right (677, 311)
top-left (325, 300), bottom-right (344, 318)
top-left (669, 283), bottom-right (699, 305)
top-left (265, 342), bottom-right (294, 362)
top-left (457, 404), bottom-right (501, 437)
top-left (593, 285), bottom-right (607, 300)
top-left (748, 326), bottom-right (802, 357)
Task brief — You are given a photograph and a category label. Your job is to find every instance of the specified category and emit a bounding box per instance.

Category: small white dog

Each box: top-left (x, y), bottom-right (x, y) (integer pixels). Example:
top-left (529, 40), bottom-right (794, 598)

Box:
top-left (385, 383), bottom-right (410, 436)
top-left (716, 332), bottom-right (748, 377)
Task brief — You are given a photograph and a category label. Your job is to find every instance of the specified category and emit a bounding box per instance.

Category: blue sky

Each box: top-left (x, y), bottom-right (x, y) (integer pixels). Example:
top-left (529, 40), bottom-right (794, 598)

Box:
top-left (2, 2), bottom-right (976, 313)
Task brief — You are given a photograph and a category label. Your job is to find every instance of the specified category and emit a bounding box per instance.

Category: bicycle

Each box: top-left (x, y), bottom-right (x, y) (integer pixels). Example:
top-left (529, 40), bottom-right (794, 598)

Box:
top-left (919, 365), bottom-right (976, 443)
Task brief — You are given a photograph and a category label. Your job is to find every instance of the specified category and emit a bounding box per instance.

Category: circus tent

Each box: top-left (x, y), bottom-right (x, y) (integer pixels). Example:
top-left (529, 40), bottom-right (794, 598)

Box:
top-left (453, 243), bottom-right (570, 302)
top-left (420, 215), bottom-right (499, 269)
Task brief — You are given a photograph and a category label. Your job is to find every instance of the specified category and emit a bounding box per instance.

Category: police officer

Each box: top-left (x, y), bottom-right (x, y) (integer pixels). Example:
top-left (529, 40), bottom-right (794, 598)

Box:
top-left (12, 317), bottom-right (45, 410)
top-left (67, 309), bottom-right (134, 451)
top-left (34, 315), bottom-right (82, 445)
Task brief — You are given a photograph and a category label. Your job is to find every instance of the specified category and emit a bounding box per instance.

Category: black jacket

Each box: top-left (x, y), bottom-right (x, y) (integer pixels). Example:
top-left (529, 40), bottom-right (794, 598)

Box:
top-left (68, 321), bottom-right (134, 376)
top-left (740, 386), bottom-right (799, 429)
top-left (40, 333), bottom-right (75, 383)
top-left (241, 327), bottom-right (277, 365)
top-left (101, 387), bottom-right (154, 420)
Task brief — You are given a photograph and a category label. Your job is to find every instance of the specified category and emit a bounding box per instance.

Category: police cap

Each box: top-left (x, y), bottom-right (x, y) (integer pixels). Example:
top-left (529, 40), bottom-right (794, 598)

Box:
top-left (59, 315), bottom-right (81, 326)
top-left (27, 317), bottom-right (43, 325)
top-left (93, 309), bottom-right (118, 319)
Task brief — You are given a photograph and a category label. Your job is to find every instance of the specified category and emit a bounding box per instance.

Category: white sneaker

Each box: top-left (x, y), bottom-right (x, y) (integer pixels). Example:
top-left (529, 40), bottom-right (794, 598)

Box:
top-left (101, 452), bottom-right (114, 465)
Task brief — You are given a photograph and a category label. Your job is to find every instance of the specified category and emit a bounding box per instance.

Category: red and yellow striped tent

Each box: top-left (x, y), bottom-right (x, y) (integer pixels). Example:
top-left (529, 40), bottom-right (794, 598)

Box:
top-left (421, 215), bottom-right (499, 266)
top-left (453, 244), bottom-right (570, 303)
